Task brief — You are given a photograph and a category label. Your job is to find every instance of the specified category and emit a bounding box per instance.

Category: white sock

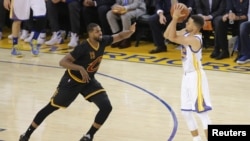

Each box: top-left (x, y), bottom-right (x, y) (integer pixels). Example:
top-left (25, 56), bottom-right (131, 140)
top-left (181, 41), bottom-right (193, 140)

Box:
top-left (193, 136), bottom-right (202, 141)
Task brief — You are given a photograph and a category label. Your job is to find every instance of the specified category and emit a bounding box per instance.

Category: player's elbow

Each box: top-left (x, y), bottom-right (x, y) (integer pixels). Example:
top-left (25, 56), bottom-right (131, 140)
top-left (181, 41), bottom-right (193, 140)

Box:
top-left (59, 59), bottom-right (65, 67)
top-left (163, 33), bottom-right (168, 40)
top-left (59, 58), bottom-right (68, 68)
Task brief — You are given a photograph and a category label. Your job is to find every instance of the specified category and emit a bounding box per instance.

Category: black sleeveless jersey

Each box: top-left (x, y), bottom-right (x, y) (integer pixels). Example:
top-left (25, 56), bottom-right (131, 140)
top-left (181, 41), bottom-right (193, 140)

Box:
top-left (66, 35), bottom-right (113, 83)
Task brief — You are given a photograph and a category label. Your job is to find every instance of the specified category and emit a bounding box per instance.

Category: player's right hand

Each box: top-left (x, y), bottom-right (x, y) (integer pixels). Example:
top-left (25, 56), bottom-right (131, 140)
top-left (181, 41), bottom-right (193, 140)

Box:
top-left (3, 0), bottom-right (11, 10)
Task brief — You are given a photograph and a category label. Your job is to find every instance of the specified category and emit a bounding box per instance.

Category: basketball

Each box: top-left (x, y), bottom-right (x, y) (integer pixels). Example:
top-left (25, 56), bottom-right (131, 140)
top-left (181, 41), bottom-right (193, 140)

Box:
top-left (170, 3), bottom-right (190, 23)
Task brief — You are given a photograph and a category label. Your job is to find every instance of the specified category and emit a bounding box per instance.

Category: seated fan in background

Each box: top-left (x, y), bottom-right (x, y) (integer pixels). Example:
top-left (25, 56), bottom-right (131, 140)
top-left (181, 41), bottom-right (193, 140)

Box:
top-left (106, 0), bottom-right (146, 49)
top-left (147, 0), bottom-right (172, 54)
top-left (194, 0), bottom-right (226, 49)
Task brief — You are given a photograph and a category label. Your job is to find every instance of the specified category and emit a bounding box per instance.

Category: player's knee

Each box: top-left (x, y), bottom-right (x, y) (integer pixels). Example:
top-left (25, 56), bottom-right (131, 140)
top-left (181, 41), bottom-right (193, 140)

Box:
top-left (181, 111), bottom-right (198, 131)
top-left (100, 100), bottom-right (112, 114)
top-left (181, 111), bottom-right (192, 119)
top-left (92, 93), bottom-right (113, 113)
top-left (197, 112), bottom-right (211, 129)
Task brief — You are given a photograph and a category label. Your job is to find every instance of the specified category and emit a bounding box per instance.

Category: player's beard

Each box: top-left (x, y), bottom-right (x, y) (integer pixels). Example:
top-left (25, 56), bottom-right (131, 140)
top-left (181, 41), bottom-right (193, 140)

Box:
top-left (94, 36), bottom-right (102, 42)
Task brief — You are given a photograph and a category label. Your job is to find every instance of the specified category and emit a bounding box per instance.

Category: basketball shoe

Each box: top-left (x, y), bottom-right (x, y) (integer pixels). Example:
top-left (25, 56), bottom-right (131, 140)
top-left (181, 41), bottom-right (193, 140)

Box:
top-left (45, 31), bottom-right (64, 45)
top-left (68, 32), bottom-right (79, 48)
top-left (29, 40), bottom-right (41, 56)
top-left (11, 45), bottom-right (23, 57)
top-left (19, 134), bottom-right (29, 141)
top-left (80, 134), bottom-right (92, 141)
top-left (20, 30), bottom-right (29, 40)
top-left (24, 31), bottom-right (34, 43)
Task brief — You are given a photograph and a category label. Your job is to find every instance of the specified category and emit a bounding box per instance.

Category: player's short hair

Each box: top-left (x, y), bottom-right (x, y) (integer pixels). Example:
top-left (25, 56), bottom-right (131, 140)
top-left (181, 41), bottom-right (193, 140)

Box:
top-left (190, 15), bottom-right (204, 29)
top-left (87, 23), bottom-right (99, 33)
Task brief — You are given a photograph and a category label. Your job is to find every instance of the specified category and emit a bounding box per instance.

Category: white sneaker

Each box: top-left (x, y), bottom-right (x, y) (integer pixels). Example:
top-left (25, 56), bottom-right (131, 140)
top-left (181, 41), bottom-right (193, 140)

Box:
top-left (0, 32), bottom-right (2, 40)
top-left (8, 32), bottom-right (21, 40)
top-left (45, 31), bottom-right (63, 46)
top-left (24, 31), bottom-right (34, 43)
top-left (193, 136), bottom-right (202, 141)
top-left (68, 32), bottom-right (79, 48)
top-left (20, 30), bottom-right (29, 40)
top-left (8, 34), bottom-right (13, 40)
top-left (37, 33), bottom-right (46, 44)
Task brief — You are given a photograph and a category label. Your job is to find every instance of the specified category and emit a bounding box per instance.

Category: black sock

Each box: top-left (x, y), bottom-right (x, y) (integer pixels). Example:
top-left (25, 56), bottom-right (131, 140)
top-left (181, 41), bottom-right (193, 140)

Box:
top-left (86, 125), bottom-right (98, 139)
top-left (24, 125), bottom-right (36, 138)
top-left (23, 103), bottom-right (58, 138)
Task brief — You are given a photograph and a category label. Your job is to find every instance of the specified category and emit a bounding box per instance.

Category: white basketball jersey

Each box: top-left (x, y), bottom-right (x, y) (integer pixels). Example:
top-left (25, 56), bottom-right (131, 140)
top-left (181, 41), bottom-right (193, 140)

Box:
top-left (180, 33), bottom-right (212, 113)
top-left (181, 33), bottom-right (203, 73)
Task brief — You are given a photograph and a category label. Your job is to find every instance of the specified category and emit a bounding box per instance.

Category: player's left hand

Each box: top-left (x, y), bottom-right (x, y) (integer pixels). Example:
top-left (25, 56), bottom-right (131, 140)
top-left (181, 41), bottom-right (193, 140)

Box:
top-left (173, 3), bottom-right (186, 19)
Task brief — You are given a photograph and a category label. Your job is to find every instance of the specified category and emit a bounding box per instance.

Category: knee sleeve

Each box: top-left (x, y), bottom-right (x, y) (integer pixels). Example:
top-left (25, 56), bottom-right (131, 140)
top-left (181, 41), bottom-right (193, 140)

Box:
top-left (197, 112), bottom-right (211, 129)
top-left (91, 93), bottom-right (112, 125)
top-left (33, 103), bottom-right (59, 125)
top-left (32, 16), bottom-right (47, 32)
top-left (181, 111), bottom-right (198, 131)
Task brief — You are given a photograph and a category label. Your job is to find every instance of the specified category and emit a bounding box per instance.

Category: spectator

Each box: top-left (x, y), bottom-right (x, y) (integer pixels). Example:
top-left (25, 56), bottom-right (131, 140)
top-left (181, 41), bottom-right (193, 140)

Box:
top-left (45, 0), bottom-right (81, 48)
top-left (236, 1), bottom-right (250, 64)
top-left (107, 0), bottom-right (146, 48)
top-left (148, 0), bottom-right (172, 54)
top-left (195, 0), bottom-right (225, 21)
top-left (82, 0), bottom-right (115, 35)
top-left (211, 0), bottom-right (248, 60)
top-left (0, 0), bottom-right (8, 40)
top-left (194, 0), bottom-right (226, 48)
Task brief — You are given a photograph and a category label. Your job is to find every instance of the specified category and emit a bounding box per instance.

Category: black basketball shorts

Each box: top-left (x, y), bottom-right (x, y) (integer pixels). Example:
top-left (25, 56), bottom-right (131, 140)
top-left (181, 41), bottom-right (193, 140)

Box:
top-left (50, 74), bottom-right (106, 108)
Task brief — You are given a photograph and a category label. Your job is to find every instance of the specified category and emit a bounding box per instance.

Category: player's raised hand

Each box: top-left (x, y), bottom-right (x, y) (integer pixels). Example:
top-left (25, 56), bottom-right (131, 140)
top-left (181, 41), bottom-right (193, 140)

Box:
top-left (3, 0), bottom-right (11, 10)
top-left (173, 3), bottom-right (186, 19)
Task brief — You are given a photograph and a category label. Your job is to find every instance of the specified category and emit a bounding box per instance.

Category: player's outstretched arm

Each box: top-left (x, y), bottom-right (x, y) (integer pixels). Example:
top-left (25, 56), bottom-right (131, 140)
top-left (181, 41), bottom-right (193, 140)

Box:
top-left (112, 23), bottom-right (136, 44)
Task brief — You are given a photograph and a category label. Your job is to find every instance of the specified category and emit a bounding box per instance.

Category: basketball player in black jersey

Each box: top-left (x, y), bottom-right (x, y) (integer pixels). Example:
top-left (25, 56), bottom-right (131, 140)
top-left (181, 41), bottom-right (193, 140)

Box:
top-left (19, 22), bottom-right (136, 141)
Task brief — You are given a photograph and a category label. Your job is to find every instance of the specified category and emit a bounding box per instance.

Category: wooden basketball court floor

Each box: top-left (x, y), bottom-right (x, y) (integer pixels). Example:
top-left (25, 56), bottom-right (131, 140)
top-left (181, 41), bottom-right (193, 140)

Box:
top-left (0, 36), bottom-right (250, 141)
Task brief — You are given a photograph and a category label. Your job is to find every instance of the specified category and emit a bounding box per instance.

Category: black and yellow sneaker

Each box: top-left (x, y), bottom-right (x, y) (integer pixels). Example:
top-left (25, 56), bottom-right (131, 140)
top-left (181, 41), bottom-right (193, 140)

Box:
top-left (19, 134), bottom-right (29, 141)
top-left (80, 134), bottom-right (92, 141)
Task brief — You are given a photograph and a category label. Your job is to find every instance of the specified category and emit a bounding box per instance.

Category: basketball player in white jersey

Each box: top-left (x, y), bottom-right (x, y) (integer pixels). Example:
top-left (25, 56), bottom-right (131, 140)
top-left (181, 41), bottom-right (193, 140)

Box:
top-left (164, 3), bottom-right (212, 141)
top-left (3, 0), bottom-right (46, 57)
